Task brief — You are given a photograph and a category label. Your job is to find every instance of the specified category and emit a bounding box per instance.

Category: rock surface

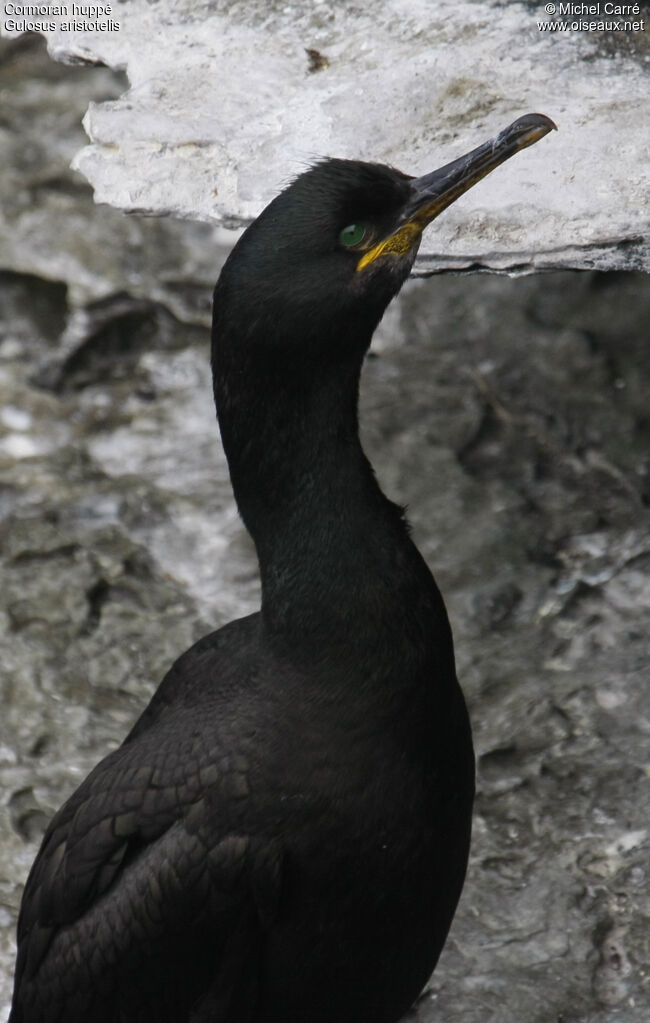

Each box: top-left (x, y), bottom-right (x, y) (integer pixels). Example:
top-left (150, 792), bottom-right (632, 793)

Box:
top-left (2, 0), bottom-right (650, 271)
top-left (1, 31), bottom-right (649, 1023)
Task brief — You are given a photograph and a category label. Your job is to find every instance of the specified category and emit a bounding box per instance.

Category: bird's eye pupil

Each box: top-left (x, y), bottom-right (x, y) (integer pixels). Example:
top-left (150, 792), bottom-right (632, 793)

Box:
top-left (339, 223), bottom-right (366, 247)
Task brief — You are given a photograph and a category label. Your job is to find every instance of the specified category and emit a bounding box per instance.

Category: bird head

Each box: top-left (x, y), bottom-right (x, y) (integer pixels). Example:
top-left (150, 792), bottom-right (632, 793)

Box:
top-left (213, 114), bottom-right (556, 369)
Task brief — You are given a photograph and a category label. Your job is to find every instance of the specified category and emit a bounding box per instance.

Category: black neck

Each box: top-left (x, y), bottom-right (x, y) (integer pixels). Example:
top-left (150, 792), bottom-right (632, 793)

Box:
top-left (212, 328), bottom-right (450, 666)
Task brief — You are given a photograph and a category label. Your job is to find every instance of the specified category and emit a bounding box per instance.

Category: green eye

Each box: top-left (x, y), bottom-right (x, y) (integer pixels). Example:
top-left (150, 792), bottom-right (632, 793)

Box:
top-left (339, 223), bottom-right (366, 247)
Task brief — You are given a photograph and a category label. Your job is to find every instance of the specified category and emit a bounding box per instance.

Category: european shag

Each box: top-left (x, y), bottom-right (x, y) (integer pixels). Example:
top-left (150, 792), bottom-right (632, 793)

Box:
top-left (10, 113), bottom-right (555, 1023)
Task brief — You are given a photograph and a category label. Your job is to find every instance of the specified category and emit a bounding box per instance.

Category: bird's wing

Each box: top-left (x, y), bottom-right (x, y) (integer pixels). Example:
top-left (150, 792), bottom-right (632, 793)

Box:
top-left (11, 718), bottom-right (283, 1023)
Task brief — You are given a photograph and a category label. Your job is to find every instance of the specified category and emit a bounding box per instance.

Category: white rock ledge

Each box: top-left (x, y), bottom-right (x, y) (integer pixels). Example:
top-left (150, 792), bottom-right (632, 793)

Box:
top-left (3, 0), bottom-right (649, 272)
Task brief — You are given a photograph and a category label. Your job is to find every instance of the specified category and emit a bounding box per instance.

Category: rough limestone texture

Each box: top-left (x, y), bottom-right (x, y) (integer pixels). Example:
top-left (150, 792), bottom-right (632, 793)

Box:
top-left (1, 29), bottom-right (649, 1023)
top-left (2, 0), bottom-right (650, 271)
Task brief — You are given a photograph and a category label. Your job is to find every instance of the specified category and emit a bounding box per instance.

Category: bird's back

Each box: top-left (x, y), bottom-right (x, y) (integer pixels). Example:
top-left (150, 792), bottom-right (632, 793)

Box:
top-left (11, 606), bottom-right (473, 1023)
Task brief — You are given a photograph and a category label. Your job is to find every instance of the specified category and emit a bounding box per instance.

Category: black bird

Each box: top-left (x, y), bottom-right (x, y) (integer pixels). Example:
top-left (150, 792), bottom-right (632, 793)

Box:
top-left (10, 113), bottom-right (555, 1023)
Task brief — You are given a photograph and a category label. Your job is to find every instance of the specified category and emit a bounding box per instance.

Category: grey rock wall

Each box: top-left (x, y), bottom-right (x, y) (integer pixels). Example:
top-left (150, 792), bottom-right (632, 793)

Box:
top-left (1, 30), bottom-right (649, 1023)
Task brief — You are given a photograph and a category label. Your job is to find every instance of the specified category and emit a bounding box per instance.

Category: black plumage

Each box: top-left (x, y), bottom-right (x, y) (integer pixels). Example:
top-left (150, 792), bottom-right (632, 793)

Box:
top-left (10, 114), bottom-right (555, 1023)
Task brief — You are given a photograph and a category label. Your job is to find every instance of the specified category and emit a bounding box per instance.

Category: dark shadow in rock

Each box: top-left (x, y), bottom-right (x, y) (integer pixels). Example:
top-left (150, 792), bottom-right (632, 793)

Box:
top-left (32, 293), bottom-right (207, 392)
top-left (0, 270), bottom-right (67, 349)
